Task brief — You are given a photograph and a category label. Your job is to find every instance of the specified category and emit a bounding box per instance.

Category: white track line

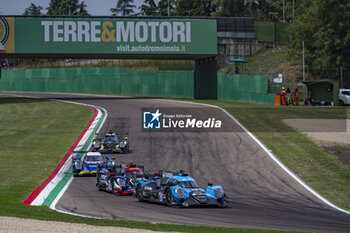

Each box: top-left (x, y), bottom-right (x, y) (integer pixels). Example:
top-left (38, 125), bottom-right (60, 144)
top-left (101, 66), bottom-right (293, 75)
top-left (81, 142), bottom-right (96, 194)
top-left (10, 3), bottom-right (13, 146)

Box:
top-left (157, 99), bottom-right (350, 215)
top-left (7, 92), bottom-right (348, 215)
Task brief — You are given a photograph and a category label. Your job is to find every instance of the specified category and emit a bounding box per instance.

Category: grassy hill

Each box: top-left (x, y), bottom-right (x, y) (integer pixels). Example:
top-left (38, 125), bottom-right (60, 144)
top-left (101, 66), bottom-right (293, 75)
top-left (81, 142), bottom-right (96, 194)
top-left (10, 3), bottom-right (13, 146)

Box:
top-left (245, 46), bottom-right (303, 84)
top-left (220, 45), bottom-right (304, 87)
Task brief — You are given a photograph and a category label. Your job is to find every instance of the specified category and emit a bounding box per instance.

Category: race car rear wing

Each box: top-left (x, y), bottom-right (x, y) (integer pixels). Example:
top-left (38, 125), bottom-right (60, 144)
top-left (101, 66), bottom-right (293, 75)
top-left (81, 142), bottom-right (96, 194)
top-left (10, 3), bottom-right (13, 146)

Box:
top-left (159, 170), bottom-right (185, 185)
top-left (133, 171), bottom-right (160, 179)
top-left (71, 150), bottom-right (91, 159)
top-left (97, 157), bottom-right (117, 172)
top-left (72, 150), bottom-right (90, 154)
top-left (94, 132), bottom-right (128, 137)
top-left (116, 162), bottom-right (144, 169)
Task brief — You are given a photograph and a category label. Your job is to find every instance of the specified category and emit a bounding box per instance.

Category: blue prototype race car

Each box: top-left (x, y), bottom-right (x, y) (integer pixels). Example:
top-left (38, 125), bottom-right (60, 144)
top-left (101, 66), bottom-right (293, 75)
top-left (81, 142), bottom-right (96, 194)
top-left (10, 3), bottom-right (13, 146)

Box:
top-left (97, 162), bottom-right (160, 195)
top-left (72, 151), bottom-right (115, 176)
top-left (134, 171), bottom-right (226, 207)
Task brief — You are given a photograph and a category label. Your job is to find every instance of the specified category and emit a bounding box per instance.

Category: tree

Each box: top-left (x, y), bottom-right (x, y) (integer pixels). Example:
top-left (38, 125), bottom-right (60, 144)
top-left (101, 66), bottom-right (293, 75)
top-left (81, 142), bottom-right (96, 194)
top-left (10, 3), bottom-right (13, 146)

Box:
top-left (140, 0), bottom-right (157, 16)
top-left (77, 1), bottom-right (88, 15)
top-left (207, 0), bottom-right (285, 21)
top-left (173, 0), bottom-right (195, 16)
top-left (110, 0), bottom-right (136, 16)
top-left (210, 0), bottom-right (247, 17)
top-left (288, 0), bottom-right (350, 76)
top-left (258, 0), bottom-right (282, 21)
top-left (168, 0), bottom-right (288, 19)
top-left (201, 0), bottom-right (215, 16)
top-left (246, 0), bottom-right (282, 21)
top-left (157, 0), bottom-right (175, 16)
top-left (174, 0), bottom-right (214, 16)
top-left (23, 3), bottom-right (43, 16)
top-left (46, 0), bottom-right (89, 16)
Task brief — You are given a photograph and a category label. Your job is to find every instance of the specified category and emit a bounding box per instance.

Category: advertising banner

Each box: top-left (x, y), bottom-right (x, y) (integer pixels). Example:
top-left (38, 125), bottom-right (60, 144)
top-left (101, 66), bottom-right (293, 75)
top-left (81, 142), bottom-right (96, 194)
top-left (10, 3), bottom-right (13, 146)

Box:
top-left (0, 17), bottom-right (217, 55)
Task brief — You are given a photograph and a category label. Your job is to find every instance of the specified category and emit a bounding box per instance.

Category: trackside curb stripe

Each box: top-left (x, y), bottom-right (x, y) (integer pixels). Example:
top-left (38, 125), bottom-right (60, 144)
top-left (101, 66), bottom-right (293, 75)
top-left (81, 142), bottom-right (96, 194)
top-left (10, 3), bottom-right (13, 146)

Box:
top-left (43, 106), bottom-right (107, 207)
top-left (23, 105), bottom-right (98, 205)
top-left (23, 103), bottom-right (107, 206)
top-left (31, 105), bottom-right (104, 206)
top-left (157, 99), bottom-right (350, 215)
top-left (49, 107), bottom-right (108, 218)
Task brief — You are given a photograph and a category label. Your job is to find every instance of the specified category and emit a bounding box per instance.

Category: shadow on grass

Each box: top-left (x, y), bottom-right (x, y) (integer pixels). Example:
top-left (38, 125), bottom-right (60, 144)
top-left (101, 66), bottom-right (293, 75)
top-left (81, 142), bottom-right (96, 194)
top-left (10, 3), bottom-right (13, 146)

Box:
top-left (0, 97), bottom-right (49, 105)
top-left (0, 97), bottom-right (46, 104)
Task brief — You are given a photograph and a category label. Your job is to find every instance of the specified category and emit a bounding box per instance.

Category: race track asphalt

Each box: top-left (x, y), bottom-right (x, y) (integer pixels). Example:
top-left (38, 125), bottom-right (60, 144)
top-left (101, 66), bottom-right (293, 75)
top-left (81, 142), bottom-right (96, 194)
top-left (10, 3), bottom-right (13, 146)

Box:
top-left (4, 92), bottom-right (350, 232)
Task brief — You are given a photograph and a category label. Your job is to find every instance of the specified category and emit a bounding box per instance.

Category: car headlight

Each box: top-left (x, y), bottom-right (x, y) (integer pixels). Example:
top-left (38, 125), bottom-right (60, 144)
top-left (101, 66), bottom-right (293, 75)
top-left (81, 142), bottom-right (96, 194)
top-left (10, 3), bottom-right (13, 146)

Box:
top-left (214, 188), bottom-right (224, 199)
top-left (174, 189), bottom-right (184, 199)
top-left (108, 161), bottom-right (115, 166)
top-left (120, 141), bottom-right (125, 148)
top-left (116, 178), bottom-right (126, 187)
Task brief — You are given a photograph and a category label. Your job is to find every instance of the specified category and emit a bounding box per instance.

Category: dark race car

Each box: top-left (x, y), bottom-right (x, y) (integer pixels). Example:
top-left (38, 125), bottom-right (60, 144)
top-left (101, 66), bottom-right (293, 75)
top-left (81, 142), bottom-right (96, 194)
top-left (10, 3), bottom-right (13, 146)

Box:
top-left (96, 162), bottom-right (159, 195)
top-left (72, 151), bottom-right (115, 176)
top-left (91, 130), bottom-right (129, 154)
top-left (134, 170), bottom-right (226, 207)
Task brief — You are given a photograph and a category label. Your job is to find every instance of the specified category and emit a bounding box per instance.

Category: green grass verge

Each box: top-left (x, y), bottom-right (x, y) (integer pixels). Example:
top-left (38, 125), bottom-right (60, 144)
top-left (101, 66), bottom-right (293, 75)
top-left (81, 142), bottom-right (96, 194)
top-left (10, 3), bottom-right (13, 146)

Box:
top-left (192, 100), bottom-right (350, 210)
top-left (0, 96), bottom-right (92, 213)
top-left (0, 95), bottom-right (293, 233)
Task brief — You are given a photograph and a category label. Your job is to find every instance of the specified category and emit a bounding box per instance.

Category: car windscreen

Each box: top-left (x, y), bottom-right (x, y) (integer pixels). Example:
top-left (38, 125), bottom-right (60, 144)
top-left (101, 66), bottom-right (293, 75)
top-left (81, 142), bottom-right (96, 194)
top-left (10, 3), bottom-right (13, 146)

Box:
top-left (126, 171), bottom-right (144, 178)
top-left (105, 136), bottom-right (118, 142)
top-left (85, 156), bottom-right (104, 162)
top-left (178, 181), bottom-right (199, 188)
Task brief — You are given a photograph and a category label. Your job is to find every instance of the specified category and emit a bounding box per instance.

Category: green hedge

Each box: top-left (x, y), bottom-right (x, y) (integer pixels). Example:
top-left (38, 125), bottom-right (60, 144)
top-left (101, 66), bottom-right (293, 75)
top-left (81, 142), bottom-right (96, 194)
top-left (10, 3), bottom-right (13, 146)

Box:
top-left (255, 21), bottom-right (288, 43)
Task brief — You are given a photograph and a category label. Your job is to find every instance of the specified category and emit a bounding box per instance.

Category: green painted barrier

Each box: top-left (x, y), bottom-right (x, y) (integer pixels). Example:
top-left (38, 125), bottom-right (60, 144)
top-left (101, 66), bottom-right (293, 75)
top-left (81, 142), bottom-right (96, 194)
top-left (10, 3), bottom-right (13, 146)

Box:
top-left (0, 68), bottom-right (274, 104)
top-left (218, 72), bottom-right (275, 104)
top-left (0, 67), bottom-right (194, 99)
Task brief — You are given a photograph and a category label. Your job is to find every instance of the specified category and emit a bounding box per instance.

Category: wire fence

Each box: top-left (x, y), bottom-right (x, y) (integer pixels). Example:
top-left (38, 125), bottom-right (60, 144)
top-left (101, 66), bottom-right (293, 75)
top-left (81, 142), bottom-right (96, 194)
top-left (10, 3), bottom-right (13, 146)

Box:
top-left (306, 68), bottom-right (350, 89)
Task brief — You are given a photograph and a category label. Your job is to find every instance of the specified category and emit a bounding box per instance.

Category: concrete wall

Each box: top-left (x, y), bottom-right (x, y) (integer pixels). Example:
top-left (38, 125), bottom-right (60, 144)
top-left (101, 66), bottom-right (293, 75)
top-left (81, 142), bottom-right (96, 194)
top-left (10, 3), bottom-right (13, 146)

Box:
top-left (217, 38), bottom-right (267, 63)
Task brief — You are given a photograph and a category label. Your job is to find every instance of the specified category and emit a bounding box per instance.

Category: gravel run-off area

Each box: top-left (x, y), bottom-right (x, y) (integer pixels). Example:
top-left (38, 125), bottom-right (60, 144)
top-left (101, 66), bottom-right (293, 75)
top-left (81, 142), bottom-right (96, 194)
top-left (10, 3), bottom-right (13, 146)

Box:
top-left (0, 216), bottom-right (177, 233)
top-left (283, 119), bottom-right (350, 166)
